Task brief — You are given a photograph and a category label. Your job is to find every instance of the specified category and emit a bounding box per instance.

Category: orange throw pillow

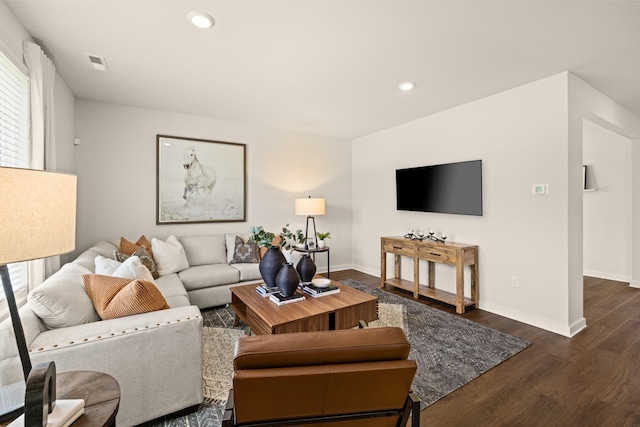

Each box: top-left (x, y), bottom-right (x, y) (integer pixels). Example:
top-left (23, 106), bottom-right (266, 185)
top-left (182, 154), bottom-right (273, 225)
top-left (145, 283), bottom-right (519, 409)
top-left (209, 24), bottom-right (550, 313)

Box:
top-left (82, 274), bottom-right (169, 320)
top-left (119, 235), bottom-right (154, 260)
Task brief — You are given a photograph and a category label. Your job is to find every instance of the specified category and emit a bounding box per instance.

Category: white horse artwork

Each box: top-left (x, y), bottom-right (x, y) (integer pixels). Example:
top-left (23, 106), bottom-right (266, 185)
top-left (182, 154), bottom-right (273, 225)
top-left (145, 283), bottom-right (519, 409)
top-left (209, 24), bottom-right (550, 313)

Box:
top-left (182, 146), bottom-right (217, 201)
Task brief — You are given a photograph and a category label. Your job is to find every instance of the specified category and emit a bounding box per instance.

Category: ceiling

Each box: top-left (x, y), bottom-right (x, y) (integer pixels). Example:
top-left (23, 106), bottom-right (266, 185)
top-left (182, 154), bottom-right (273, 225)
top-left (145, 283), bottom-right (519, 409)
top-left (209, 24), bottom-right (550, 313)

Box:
top-left (6, 1), bottom-right (640, 140)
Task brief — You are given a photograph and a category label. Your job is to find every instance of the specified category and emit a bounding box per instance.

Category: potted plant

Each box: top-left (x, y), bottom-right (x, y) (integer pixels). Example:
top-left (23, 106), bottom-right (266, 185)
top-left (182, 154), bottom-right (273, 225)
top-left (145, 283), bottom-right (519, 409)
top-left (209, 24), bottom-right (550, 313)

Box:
top-left (316, 231), bottom-right (331, 248)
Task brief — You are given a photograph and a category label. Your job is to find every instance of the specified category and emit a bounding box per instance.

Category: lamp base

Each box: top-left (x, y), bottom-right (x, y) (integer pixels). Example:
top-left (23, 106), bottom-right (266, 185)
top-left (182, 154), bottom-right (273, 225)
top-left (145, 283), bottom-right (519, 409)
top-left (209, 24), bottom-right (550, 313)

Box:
top-left (304, 216), bottom-right (318, 250)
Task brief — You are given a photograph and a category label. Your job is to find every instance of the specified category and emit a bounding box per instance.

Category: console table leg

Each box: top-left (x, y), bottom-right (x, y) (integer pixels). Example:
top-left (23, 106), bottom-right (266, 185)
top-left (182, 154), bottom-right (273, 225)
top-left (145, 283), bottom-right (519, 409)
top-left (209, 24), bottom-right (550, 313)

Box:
top-left (456, 259), bottom-right (464, 314)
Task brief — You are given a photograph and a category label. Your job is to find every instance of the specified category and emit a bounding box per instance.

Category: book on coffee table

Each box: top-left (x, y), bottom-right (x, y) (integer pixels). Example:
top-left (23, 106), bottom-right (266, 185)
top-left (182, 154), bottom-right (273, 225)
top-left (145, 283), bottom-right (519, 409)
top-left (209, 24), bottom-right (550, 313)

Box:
top-left (256, 284), bottom-right (281, 297)
top-left (269, 291), bottom-right (306, 306)
top-left (302, 283), bottom-right (340, 298)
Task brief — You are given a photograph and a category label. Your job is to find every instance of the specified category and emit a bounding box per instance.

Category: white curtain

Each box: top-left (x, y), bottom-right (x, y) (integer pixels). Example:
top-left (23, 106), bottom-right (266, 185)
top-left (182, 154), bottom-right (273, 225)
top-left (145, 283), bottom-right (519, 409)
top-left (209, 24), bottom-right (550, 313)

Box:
top-left (23, 41), bottom-right (59, 288)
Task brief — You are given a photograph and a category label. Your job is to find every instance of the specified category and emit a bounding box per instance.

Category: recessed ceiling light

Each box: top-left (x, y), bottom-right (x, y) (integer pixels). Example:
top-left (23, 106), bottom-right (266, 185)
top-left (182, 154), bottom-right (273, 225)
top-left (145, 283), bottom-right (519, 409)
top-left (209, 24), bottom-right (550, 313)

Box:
top-left (398, 82), bottom-right (415, 91)
top-left (187, 11), bottom-right (215, 29)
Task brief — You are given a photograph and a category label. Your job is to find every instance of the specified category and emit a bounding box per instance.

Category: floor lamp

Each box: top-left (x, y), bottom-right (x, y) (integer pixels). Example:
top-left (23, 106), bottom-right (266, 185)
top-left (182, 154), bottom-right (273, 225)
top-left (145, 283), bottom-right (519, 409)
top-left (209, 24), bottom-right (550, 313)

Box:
top-left (0, 167), bottom-right (77, 418)
top-left (294, 196), bottom-right (325, 250)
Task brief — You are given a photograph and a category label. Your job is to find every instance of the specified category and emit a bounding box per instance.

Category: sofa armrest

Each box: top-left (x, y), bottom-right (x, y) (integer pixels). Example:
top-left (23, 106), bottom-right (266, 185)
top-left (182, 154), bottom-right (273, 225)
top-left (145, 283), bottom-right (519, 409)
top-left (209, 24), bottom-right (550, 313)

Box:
top-left (28, 305), bottom-right (201, 354)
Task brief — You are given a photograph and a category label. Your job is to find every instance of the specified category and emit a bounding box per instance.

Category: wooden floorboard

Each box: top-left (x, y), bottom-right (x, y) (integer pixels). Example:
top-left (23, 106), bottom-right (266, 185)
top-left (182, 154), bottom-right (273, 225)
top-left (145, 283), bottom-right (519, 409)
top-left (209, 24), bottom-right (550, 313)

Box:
top-left (327, 270), bottom-right (640, 426)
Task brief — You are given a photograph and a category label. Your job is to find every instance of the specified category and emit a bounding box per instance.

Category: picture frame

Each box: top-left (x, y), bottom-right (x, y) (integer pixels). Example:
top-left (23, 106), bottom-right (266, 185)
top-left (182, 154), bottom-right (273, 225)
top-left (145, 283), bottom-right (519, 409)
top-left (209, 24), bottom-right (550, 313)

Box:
top-left (156, 135), bottom-right (246, 224)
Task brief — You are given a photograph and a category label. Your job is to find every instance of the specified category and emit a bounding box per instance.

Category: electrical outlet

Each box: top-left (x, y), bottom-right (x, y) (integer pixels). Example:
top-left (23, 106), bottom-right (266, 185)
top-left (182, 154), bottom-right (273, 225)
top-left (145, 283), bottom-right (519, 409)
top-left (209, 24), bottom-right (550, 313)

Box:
top-left (511, 276), bottom-right (519, 288)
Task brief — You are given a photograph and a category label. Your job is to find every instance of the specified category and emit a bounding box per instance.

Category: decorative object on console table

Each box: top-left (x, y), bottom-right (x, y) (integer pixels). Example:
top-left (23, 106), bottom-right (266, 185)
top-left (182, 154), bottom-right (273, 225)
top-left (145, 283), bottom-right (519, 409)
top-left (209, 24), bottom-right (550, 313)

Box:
top-left (295, 196), bottom-right (325, 249)
top-left (275, 262), bottom-right (301, 297)
top-left (0, 167), bottom-right (77, 421)
top-left (296, 254), bottom-right (316, 284)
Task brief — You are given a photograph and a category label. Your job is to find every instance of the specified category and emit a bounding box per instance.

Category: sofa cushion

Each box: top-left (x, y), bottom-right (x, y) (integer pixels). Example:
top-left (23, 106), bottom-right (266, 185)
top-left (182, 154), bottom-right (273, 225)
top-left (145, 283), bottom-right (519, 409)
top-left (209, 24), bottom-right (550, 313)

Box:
top-left (151, 236), bottom-right (189, 276)
top-left (119, 235), bottom-right (154, 261)
top-left (95, 255), bottom-right (156, 284)
top-left (177, 235), bottom-right (227, 266)
top-left (82, 274), bottom-right (169, 320)
top-left (116, 246), bottom-right (159, 279)
top-left (154, 277), bottom-right (190, 308)
top-left (230, 235), bottom-right (260, 264)
top-left (225, 233), bottom-right (252, 263)
top-left (230, 263), bottom-right (262, 281)
top-left (178, 264), bottom-right (240, 291)
top-left (28, 263), bottom-right (100, 329)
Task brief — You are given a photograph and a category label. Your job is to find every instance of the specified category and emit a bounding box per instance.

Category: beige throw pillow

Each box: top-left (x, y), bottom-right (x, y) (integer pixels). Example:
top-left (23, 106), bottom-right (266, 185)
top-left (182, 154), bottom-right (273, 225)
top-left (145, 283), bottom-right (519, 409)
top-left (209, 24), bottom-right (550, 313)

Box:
top-left (82, 274), bottom-right (169, 320)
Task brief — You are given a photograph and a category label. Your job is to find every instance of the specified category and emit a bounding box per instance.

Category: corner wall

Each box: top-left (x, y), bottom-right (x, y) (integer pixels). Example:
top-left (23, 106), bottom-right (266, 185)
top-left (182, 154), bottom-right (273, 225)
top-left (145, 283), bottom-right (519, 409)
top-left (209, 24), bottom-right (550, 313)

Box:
top-left (353, 74), bottom-right (573, 335)
top-left (73, 100), bottom-right (352, 271)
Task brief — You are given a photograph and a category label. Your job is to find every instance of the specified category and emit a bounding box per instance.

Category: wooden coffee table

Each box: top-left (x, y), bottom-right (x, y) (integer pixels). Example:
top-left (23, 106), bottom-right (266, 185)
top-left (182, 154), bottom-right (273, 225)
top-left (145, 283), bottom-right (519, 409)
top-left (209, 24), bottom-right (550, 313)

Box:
top-left (230, 279), bottom-right (378, 335)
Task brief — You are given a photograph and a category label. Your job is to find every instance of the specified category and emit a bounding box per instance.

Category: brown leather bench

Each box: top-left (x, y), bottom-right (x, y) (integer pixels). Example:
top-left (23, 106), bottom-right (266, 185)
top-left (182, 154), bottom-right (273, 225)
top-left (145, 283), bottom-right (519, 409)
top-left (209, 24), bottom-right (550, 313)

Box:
top-left (223, 327), bottom-right (419, 427)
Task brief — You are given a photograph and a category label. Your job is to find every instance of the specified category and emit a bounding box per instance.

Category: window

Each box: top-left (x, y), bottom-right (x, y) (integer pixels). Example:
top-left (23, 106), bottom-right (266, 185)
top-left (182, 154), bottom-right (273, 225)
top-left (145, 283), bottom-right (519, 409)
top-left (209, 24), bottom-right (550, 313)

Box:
top-left (0, 49), bottom-right (29, 311)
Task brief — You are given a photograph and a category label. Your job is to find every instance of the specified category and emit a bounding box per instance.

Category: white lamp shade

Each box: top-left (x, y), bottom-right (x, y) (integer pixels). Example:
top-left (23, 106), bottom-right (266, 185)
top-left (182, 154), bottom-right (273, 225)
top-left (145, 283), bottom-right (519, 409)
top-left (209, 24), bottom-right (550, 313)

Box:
top-left (0, 167), bottom-right (77, 264)
top-left (295, 198), bottom-right (325, 216)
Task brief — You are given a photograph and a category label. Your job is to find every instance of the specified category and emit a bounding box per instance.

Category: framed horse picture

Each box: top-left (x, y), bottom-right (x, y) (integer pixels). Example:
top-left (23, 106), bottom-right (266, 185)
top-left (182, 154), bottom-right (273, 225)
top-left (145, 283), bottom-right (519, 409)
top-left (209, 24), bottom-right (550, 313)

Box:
top-left (156, 135), bottom-right (246, 224)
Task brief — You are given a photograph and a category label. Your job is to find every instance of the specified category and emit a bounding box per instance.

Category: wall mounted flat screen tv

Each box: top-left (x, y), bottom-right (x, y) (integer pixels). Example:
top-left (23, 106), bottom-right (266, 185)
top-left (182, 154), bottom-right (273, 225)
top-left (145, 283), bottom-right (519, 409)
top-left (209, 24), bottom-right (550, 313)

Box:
top-left (396, 160), bottom-right (483, 216)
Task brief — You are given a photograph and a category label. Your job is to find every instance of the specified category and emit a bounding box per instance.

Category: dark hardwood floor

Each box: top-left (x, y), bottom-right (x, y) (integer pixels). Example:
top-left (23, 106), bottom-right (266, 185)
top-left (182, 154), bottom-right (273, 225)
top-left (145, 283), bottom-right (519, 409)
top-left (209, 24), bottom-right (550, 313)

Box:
top-left (329, 270), bottom-right (640, 427)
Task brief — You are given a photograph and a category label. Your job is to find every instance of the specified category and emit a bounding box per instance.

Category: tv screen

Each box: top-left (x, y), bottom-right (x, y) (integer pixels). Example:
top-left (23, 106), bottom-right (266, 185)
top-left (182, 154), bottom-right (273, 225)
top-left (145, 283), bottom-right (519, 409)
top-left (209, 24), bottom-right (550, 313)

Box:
top-left (396, 160), bottom-right (483, 216)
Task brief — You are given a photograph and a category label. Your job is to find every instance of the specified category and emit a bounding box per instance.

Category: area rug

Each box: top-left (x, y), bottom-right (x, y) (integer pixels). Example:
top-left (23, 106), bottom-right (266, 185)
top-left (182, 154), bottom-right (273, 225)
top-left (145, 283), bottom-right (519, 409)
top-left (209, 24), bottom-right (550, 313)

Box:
top-left (341, 278), bottom-right (531, 407)
top-left (151, 279), bottom-right (530, 426)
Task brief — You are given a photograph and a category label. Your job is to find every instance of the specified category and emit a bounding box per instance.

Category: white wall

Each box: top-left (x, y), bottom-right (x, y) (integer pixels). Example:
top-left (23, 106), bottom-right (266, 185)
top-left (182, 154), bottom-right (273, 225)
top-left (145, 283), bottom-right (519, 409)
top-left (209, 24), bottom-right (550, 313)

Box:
top-left (583, 120), bottom-right (631, 282)
top-left (0, 0), bottom-right (30, 70)
top-left (353, 74), bottom-right (573, 335)
top-left (568, 74), bottom-right (640, 322)
top-left (73, 99), bottom-right (352, 272)
top-left (0, 0), bottom-right (77, 262)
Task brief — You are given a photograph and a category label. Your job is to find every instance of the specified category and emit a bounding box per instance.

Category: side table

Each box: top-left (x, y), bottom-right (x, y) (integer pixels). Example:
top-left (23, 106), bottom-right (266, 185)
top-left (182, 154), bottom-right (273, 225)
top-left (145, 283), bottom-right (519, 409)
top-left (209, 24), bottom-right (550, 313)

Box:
top-left (1, 371), bottom-right (120, 427)
top-left (293, 247), bottom-right (330, 278)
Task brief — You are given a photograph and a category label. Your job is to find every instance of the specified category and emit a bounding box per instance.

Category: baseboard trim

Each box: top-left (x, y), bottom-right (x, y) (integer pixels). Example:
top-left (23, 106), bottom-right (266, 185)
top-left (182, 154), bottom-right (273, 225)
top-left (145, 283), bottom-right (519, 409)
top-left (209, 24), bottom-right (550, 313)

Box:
top-left (629, 280), bottom-right (640, 289)
top-left (583, 270), bottom-right (630, 283)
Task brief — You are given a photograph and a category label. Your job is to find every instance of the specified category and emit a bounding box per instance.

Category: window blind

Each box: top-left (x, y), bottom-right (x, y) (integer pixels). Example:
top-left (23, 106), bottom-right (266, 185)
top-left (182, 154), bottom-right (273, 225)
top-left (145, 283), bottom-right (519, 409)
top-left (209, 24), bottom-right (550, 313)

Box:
top-left (0, 49), bottom-right (29, 305)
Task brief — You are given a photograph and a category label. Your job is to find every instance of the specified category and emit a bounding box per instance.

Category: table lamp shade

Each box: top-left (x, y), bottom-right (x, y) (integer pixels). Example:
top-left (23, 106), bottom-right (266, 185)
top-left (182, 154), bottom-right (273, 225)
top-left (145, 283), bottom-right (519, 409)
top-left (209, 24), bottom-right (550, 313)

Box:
top-left (0, 167), bottom-right (77, 264)
top-left (295, 198), bottom-right (325, 216)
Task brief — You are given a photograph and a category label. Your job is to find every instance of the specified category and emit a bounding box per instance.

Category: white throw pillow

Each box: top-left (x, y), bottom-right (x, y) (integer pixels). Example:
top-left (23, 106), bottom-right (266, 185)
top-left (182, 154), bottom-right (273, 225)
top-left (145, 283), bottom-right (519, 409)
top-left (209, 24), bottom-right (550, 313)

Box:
top-left (28, 262), bottom-right (100, 329)
top-left (94, 255), bottom-right (155, 283)
top-left (151, 235), bottom-right (190, 276)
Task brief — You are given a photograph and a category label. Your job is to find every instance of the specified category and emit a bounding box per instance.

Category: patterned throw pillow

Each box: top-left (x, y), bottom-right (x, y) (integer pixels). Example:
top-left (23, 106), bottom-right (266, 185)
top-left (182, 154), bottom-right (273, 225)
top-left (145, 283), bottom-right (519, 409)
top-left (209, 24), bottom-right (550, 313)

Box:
top-left (231, 235), bottom-right (260, 264)
top-left (119, 235), bottom-right (154, 260)
top-left (82, 274), bottom-right (169, 320)
top-left (116, 246), bottom-right (159, 279)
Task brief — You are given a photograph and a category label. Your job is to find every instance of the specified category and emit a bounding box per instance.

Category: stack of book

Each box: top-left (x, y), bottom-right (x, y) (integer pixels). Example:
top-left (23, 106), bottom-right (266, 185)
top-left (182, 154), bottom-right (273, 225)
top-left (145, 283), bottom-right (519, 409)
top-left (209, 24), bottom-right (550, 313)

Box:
top-left (302, 283), bottom-right (340, 298)
top-left (9, 399), bottom-right (85, 427)
top-left (255, 284), bottom-right (281, 297)
top-left (269, 291), bottom-right (306, 306)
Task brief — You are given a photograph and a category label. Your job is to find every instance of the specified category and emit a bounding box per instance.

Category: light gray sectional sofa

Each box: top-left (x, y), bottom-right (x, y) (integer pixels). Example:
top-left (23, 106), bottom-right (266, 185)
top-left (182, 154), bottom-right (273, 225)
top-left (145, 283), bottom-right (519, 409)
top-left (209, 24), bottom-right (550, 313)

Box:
top-left (0, 233), bottom-right (263, 427)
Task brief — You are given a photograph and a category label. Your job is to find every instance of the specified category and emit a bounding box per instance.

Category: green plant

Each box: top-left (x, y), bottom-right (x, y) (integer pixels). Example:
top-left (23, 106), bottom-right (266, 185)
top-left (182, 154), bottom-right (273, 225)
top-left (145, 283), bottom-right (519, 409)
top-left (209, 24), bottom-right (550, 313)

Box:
top-left (316, 231), bottom-right (331, 240)
top-left (249, 224), bottom-right (305, 251)
top-left (280, 224), bottom-right (305, 252)
top-left (248, 225), bottom-right (277, 248)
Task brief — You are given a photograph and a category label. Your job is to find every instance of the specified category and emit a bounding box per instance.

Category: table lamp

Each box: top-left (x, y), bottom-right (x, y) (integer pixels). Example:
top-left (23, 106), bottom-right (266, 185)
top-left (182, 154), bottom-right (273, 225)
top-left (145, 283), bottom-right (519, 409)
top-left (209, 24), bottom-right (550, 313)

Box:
top-left (294, 196), bottom-right (325, 249)
top-left (0, 167), bottom-right (77, 385)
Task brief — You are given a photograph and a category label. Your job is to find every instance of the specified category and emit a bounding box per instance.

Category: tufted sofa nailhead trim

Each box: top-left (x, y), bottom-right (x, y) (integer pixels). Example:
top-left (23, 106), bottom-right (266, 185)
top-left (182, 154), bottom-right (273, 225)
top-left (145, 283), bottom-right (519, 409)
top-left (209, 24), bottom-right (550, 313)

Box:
top-left (28, 315), bottom-right (201, 353)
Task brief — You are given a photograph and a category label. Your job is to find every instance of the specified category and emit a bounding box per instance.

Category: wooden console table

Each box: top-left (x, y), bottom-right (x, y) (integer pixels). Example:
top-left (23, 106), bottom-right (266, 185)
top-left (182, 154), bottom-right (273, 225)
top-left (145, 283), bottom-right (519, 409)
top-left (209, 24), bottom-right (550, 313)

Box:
top-left (380, 236), bottom-right (479, 314)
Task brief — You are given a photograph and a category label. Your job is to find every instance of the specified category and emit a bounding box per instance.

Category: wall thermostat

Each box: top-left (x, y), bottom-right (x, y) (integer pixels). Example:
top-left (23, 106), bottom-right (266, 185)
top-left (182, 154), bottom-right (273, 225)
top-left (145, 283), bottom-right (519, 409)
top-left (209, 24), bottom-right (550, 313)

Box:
top-left (532, 184), bottom-right (548, 195)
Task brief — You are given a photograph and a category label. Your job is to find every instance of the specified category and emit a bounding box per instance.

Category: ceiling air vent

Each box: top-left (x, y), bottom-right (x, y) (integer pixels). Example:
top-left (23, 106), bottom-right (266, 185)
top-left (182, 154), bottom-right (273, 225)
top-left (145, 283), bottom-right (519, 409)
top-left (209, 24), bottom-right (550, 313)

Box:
top-left (86, 54), bottom-right (109, 72)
